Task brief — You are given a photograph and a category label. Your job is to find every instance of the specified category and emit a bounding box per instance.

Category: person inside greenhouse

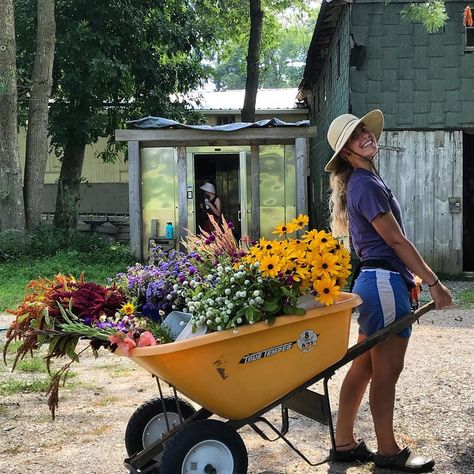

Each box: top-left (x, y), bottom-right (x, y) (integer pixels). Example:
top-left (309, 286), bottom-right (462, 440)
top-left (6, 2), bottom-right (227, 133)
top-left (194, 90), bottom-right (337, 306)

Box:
top-left (198, 182), bottom-right (222, 234)
top-left (325, 109), bottom-right (451, 472)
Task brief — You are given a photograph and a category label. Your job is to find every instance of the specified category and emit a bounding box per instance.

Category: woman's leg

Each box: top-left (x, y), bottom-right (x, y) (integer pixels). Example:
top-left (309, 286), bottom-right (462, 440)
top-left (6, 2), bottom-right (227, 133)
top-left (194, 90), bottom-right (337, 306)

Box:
top-left (335, 333), bottom-right (372, 448)
top-left (369, 334), bottom-right (409, 455)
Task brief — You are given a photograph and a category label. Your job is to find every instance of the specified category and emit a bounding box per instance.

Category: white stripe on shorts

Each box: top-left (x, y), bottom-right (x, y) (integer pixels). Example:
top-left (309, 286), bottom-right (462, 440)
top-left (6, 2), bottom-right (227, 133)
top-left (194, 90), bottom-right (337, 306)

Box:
top-left (374, 269), bottom-right (396, 327)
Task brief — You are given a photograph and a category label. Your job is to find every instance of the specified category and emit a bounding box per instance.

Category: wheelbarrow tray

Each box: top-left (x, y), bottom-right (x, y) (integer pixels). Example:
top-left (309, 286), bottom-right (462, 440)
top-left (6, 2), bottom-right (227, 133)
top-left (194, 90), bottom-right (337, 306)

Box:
top-left (128, 292), bottom-right (361, 420)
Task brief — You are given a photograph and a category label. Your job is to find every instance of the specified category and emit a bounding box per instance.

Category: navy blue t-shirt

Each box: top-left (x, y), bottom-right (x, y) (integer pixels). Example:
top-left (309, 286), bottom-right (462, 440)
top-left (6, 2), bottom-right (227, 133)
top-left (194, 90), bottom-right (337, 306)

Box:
top-left (347, 168), bottom-right (414, 287)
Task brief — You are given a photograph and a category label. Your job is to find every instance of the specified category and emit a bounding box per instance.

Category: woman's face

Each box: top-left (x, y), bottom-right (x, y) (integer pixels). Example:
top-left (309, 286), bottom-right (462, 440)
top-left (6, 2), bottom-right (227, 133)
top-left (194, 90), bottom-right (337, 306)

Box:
top-left (343, 124), bottom-right (378, 166)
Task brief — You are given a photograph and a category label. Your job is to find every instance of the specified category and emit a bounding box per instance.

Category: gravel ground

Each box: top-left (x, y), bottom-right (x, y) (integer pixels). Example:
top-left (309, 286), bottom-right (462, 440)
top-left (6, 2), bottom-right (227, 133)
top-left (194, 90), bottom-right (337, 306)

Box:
top-left (0, 280), bottom-right (472, 474)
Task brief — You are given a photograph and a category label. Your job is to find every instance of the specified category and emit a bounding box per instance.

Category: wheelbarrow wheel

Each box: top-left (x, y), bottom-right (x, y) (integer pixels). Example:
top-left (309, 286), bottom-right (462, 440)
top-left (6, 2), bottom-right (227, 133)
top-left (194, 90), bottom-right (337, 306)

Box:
top-left (159, 419), bottom-right (248, 474)
top-left (125, 396), bottom-right (196, 457)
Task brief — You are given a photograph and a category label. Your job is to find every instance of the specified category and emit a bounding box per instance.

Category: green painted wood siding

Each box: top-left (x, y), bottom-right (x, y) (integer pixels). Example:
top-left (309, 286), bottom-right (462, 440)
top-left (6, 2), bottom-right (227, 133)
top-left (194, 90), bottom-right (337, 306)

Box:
top-left (308, 6), bottom-right (351, 228)
top-left (350, 1), bottom-right (474, 128)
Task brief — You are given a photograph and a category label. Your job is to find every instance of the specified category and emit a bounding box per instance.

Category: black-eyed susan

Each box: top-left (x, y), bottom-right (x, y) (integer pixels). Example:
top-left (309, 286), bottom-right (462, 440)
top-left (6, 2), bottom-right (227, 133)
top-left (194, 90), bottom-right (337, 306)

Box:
top-left (310, 252), bottom-right (340, 279)
top-left (260, 255), bottom-right (281, 278)
top-left (272, 221), bottom-right (298, 237)
top-left (290, 214), bottom-right (309, 230)
top-left (313, 277), bottom-right (340, 306)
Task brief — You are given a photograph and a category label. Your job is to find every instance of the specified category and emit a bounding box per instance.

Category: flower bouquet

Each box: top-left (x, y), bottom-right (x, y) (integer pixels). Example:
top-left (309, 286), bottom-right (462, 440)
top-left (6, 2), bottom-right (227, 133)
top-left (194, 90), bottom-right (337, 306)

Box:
top-left (3, 215), bottom-right (351, 417)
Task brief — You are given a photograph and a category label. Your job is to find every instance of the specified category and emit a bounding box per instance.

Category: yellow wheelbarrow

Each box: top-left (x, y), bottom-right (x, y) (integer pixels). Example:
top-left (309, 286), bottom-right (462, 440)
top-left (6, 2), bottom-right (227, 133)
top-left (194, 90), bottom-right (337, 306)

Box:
top-left (121, 293), bottom-right (434, 474)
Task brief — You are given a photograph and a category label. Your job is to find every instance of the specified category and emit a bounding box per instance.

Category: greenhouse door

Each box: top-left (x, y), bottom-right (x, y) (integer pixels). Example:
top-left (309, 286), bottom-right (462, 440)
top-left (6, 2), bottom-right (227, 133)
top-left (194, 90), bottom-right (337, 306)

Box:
top-left (194, 152), bottom-right (248, 240)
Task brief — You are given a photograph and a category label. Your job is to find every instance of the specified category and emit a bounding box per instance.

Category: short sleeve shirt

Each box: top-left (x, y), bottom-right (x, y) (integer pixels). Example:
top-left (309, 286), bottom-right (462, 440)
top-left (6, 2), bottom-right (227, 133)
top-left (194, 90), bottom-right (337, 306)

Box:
top-left (347, 168), bottom-right (414, 287)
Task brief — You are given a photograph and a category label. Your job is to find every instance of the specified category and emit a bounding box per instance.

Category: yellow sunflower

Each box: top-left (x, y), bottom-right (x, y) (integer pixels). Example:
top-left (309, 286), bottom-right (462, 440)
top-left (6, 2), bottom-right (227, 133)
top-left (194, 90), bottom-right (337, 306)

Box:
top-left (121, 302), bottom-right (136, 316)
top-left (313, 277), bottom-right (340, 306)
top-left (272, 222), bottom-right (298, 237)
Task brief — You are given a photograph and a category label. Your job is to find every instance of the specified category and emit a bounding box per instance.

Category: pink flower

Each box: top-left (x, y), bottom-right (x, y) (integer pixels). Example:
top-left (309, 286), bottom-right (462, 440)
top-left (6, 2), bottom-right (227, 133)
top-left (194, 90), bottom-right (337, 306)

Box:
top-left (137, 331), bottom-right (157, 347)
top-left (108, 333), bottom-right (137, 356)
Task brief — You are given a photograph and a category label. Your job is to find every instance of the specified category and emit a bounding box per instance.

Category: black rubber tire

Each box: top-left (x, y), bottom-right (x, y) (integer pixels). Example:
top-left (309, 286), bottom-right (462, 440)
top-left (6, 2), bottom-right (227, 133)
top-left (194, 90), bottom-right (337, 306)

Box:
top-left (125, 396), bottom-right (196, 457)
top-left (159, 419), bottom-right (248, 474)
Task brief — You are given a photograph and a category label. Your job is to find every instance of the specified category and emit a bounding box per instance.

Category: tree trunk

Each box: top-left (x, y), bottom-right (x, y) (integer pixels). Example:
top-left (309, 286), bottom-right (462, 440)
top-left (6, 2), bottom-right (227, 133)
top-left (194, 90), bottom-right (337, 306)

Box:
top-left (53, 142), bottom-right (86, 230)
top-left (24, 0), bottom-right (55, 231)
top-left (0, 0), bottom-right (25, 232)
top-left (241, 0), bottom-right (263, 123)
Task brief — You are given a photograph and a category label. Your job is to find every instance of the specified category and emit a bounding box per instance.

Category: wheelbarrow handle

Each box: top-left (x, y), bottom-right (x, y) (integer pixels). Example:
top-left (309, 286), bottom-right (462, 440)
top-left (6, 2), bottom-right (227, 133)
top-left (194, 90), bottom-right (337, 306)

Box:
top-left (332, 300), bottom-right (436, 372)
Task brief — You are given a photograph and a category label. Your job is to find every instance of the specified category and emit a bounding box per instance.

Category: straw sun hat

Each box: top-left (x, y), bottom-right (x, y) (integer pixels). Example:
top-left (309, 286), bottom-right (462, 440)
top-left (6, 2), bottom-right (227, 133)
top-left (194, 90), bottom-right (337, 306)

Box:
top-left (200, 182), bottom-right (216, 194)
top-left (325, 109), bottom-right (384, 172)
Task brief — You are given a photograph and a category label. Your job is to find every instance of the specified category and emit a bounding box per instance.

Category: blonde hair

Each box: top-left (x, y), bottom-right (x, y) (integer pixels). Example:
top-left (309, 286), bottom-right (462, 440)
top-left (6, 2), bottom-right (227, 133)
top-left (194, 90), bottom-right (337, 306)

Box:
top-left (328, 159), bottom-right (353, 248)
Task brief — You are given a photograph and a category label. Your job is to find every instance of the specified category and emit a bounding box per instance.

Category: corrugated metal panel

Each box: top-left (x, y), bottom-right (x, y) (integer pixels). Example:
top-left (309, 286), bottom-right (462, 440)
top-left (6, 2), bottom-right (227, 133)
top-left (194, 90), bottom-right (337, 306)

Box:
top-left (377, 130), bottom-right (463, 273)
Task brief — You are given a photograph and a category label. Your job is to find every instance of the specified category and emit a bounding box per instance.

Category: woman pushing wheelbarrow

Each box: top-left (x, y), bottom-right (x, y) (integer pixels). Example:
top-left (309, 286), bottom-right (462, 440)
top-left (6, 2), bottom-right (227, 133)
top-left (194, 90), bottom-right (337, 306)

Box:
top-left (325, 109), bottom-right (452, 472)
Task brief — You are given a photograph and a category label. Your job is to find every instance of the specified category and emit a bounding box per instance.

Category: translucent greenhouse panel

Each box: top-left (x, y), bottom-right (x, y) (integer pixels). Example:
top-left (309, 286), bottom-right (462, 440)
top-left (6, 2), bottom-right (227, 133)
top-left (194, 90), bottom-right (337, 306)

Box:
top-left (141, 148), bottom-right (178, 253)
top-left (259, 145), bottom-right (286, 238)
top-left (284, 145), bottom-right (297, 223)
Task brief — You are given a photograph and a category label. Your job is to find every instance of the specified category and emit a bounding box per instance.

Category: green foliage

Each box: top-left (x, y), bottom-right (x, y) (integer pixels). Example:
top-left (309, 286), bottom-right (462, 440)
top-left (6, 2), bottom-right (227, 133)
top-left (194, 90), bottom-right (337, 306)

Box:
top-left (15, 0), bottom-right (226, 160)
top-left (210, 2), bottom-right (318, 89)
top-left (0, 225), bottom-right (135, 310)
top-left (401, 1), bottom-right (448, 33)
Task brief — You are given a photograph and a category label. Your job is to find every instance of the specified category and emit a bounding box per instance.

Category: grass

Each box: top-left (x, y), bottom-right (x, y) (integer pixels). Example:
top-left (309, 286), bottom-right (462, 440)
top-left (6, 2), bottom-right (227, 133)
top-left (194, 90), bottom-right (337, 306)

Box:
top-left (0, 377), bottom-right (50, 395)
top-left (0, 241), bottom-right (135, 311)
top-left (457, 289), bottom-right (474, 309)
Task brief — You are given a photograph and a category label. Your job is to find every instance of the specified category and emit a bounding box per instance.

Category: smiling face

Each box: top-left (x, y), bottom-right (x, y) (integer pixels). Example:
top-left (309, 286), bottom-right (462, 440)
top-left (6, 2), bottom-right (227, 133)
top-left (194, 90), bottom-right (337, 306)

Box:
top-left (340, 123), bottom-right (378, 170)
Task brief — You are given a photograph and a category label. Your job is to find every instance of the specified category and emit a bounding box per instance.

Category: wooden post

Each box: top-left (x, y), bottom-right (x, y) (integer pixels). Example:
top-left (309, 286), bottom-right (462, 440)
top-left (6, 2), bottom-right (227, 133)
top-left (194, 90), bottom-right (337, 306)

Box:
top-left (128, 141), bottom-right (142, 260)
top-left (295, 137), bottom-right (308, 217)
top-left (177, 146), bottom-right (188, 248)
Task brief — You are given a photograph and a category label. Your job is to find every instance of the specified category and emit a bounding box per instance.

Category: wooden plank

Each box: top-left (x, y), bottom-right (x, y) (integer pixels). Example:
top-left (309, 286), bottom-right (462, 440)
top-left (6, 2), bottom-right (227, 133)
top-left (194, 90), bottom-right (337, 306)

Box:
top-left (413, 132), bottom-right (426, 260)
top-left (127, 141), bottom-right (142, 260)
top-left (177, 146), bottom-right (188, 247)
top-left (295, 138), bottom-right (308, 217)
top-left (115, 126), bottom-right (318, 143)
top-left (250, 145), bottom-right (260, 240)
top-left (397, 131), bottom-right (415, 242)
top-left (450, 132), bottom-right (463, 272)
top-left (433, 131), bottom-right (450, 272)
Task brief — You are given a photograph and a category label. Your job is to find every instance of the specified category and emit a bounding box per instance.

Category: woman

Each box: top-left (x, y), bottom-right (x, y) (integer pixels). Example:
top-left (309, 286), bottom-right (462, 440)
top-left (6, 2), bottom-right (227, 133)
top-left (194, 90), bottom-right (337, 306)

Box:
top-left (326, 110), bottom-right (451, 472)
top-left (199, 182), bottom-right (222, 233)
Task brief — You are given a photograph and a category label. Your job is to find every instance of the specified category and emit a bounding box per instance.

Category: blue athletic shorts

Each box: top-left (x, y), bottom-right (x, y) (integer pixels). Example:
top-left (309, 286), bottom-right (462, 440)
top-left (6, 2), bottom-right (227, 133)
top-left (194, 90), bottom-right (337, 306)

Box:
top-left (352, 269), bottom-right (412, 338)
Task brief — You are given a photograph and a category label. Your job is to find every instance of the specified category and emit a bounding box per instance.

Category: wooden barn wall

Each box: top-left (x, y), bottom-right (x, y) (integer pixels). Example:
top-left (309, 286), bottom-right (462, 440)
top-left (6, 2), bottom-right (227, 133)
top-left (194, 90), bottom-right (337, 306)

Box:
top-left (376, 130), bottom-right (462, 274)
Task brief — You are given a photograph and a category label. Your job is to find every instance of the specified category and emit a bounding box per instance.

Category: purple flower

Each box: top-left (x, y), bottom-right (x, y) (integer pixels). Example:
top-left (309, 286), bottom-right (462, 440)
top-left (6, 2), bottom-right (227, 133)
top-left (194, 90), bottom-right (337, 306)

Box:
top-left (227, 221), bottom-right (234, 229)
top-left (189, 266), bottom-right (196, 274)
top-left (209, 234), bottom-right (216, 242)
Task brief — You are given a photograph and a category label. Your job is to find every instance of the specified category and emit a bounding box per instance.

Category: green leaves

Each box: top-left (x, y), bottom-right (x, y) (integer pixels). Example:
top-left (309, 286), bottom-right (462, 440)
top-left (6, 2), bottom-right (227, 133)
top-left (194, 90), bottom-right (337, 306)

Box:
top-left (401, 1), bottom-right (448, 33)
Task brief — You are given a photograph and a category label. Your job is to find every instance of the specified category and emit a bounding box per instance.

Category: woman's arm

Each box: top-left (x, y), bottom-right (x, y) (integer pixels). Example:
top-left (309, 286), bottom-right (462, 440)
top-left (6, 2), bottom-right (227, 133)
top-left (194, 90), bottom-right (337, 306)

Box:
top-left (371, 211), bottom-right (452, 309)
top-left (207, 197), bottom-right (222, 217)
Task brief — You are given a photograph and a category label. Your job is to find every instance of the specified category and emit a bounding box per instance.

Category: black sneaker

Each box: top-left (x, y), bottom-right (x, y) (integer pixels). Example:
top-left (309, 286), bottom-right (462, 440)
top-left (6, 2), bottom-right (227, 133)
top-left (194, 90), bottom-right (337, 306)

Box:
top-left (330, 439), bottom-right (374, 463)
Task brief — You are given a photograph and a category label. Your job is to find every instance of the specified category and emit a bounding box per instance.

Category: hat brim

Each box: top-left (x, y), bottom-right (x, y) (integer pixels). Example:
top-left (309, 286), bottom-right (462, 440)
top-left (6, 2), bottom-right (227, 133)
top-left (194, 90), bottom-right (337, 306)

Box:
top-left (324, 109), bottom-right (384, 172)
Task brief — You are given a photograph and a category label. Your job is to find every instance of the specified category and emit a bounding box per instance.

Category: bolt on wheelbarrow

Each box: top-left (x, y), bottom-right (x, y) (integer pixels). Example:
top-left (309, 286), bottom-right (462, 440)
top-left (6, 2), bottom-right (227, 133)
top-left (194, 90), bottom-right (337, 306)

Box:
top-left (119, 293), bottom-right (435, 473)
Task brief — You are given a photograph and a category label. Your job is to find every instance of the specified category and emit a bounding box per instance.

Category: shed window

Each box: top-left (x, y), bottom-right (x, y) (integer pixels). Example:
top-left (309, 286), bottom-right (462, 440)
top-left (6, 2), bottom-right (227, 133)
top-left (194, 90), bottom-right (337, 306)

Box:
top-left (466, 27), bottom-right (474, 51)
top-left (216, 115), bottom-right (235, 125)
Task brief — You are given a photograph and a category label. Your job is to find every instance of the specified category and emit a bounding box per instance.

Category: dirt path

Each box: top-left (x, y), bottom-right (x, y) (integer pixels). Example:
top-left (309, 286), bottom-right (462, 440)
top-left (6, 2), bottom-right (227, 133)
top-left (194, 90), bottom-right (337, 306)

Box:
top-left (1, 304), bottom-right (473, 474)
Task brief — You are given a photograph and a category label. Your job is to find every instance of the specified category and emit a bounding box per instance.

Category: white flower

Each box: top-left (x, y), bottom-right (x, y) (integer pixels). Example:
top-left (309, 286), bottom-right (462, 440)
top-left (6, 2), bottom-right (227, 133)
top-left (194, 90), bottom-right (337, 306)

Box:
top-left (166, 294), bottom-right (173, 300)
top-left (237, 317), bottom-right (242, 324)
top-left (253, 290), bottom-right (260, 297)
top-left (206, 320), bottom-right (212, 325)
top-left (217, 325), bottom-right (223, 331)
top-left (239, 264), bottom-right (245, 271)
top-left (254, 262), bottom-right (260, 267)
top-left (225, 288), bottom-right (231, 295)
top-left (215, 317), bottom-right (221, 323)
top-left (244, 280), bottom-right (250, 285)
top-left (225, 266), bottom-right (232, 272)
top-left (249, 299), bottom-right (255, 306)
top-left (256, 296), bottom-right (263, 304)
top-left (173, 284), bottom-right (179, 291)
top-left (230, 277), bottom-right (235, 283)
top-left (159, 309), bottom-right (165, 316)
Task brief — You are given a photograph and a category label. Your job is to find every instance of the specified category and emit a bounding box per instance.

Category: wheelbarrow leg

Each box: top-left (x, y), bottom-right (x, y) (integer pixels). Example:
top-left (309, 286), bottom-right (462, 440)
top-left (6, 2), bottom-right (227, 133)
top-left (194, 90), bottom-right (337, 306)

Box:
top-left (323, 376), bottom-right (337, 457)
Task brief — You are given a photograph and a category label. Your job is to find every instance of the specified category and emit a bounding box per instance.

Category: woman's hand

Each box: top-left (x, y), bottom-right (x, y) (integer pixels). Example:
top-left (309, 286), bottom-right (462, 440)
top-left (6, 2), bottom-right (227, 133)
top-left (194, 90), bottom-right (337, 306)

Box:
top-left (429, 281), bottom-right (452, 309)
